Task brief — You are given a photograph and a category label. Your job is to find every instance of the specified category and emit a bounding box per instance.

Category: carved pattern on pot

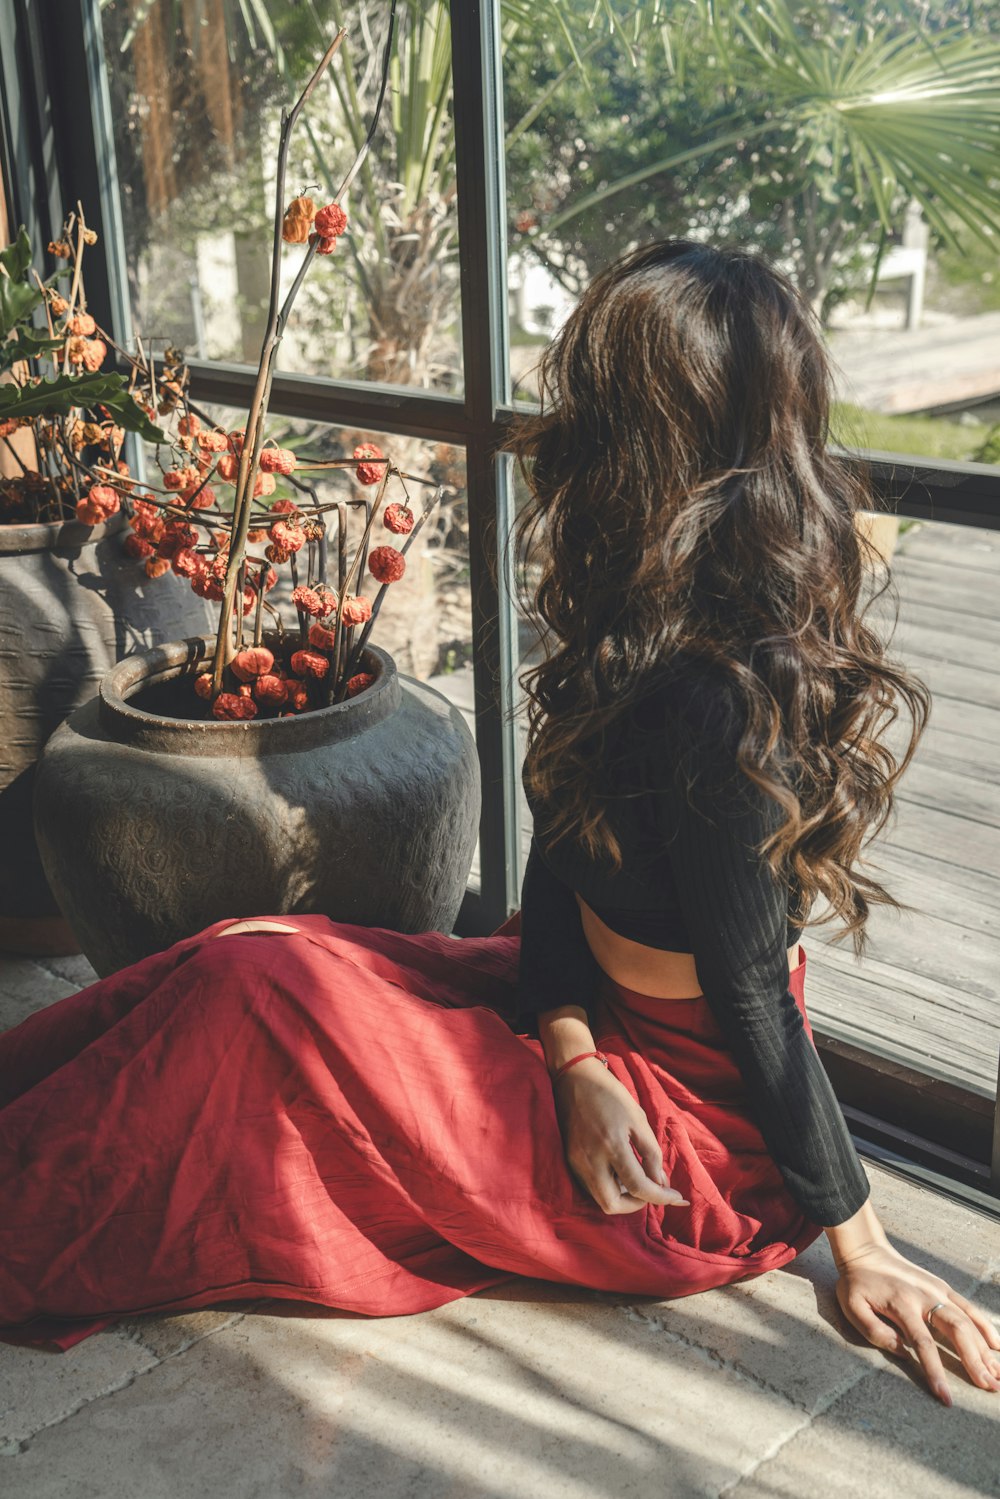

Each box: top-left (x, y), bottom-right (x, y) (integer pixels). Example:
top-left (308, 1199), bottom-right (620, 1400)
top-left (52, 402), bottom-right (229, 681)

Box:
top-left (33, 639), bottom-right (481, 975)
top-left (0, 514), bottom-right (213, 927)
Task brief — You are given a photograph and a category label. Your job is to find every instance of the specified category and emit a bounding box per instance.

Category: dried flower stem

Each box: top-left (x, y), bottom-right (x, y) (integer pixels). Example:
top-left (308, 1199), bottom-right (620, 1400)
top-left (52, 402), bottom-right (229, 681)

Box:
top-left (209, 2), bottom-right (395, 695)
top-left (343, 484), bottom-right (444, 682)
top-left (209, 29), bottom-right (347, 694)
top-left (209, 6), bottom-right (397, 698)
top-left (253, 563), bottom-right (267, 648)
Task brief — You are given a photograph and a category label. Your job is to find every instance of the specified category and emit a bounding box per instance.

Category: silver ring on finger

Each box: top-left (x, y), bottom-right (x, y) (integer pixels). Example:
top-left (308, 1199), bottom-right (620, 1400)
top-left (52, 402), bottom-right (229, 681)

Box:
top-left (925, 1300), bottom-right (947, 1331)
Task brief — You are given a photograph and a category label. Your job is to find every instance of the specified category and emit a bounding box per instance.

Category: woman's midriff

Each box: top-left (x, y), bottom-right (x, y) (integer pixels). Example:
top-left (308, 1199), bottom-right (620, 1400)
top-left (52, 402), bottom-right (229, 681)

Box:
top-left (212, 919), bottom-right (303, 939)
top-left (576, 893), bottom-right (803, 1000)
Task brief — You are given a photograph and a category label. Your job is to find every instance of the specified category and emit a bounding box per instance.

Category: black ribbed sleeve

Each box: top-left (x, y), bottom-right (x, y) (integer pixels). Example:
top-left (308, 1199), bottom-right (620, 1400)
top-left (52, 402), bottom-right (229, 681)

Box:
top-left (516, 835), bottom-right (604, 1030)
top-left (647, 675), bottom-right (871, 1227)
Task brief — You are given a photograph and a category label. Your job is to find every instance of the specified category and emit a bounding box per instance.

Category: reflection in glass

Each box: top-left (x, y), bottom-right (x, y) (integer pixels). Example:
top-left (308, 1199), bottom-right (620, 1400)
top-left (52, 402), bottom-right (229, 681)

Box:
top-left (502, 0), bottom-right (1000, 1099)
top-left (137, 404), bottom-right (472, 689)
top-left (100, 1), bottom-right (462, 390)
top-left (503, 1), bottom-right (1000, 468)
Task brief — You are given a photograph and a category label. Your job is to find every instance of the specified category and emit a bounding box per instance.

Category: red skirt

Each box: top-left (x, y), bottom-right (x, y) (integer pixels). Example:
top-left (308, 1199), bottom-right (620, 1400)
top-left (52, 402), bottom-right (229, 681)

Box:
top-left (0, 914), bottom-right (823, 1351)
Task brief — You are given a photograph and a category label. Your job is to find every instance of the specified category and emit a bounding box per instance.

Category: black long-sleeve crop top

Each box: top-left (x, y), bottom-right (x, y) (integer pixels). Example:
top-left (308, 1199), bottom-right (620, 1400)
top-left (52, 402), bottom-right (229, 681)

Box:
top-left (516, 656), bottom-right (871, 1229)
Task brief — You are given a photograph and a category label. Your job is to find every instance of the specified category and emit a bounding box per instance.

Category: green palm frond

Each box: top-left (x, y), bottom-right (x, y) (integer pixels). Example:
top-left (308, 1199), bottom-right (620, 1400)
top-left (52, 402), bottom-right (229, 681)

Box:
top-left (722, 3), bottom-right (1000, 248)
top-left (544, 0), bottom-right (1000, 252)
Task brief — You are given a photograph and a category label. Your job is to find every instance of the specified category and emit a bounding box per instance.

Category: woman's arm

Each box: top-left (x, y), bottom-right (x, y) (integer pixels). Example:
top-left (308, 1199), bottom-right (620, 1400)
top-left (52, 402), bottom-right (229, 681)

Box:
top-left (516, 837), bottom-right (603, 1031)
top-left (656, 670), bottom-right (1000, 1401)
top-left (517, 842), bottom-right (684, 1213)
top-left (654, 677), bottom-right (871, 1226)
top-left (537, 1001), bottom-right (686, 1213)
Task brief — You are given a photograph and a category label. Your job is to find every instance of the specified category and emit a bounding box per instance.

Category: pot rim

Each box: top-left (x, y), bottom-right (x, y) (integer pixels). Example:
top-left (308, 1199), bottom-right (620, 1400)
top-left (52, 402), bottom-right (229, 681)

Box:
top-left (0, 509), bottom-right (129, 555)
top-left (98, 636), bottom-right (401, 755)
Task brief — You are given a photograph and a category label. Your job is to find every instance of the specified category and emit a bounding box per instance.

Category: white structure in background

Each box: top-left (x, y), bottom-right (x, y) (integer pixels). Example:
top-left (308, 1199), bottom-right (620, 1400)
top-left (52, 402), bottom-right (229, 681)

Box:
top-left (193, 232), bottom-right (239, 358)
top-left (508, 251), bottom-right (578, 339)
top-left (510, 201), bottom-right (930, 342)
top-left (872, 201), bottom-right (929, 331)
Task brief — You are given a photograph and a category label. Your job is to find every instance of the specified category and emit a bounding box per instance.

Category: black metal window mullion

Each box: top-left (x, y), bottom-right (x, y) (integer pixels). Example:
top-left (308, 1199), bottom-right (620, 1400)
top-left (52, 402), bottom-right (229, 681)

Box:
top-left (450, 0), bottom-right (512, 935)
top-left (20, 0), bottom-right (128, 342)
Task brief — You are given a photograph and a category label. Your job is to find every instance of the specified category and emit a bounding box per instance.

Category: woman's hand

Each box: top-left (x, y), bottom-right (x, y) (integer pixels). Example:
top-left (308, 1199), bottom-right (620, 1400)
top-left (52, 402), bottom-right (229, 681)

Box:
top-left (830, 1209), bottom-right (1000, 1406)
top-left (552, 1057), bottom-right (688, 1215)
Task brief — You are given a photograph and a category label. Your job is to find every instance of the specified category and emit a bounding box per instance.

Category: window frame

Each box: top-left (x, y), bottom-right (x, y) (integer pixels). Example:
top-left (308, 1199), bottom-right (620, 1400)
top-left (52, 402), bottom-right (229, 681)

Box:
top-left (3, 0), bottom-right (998, 1206)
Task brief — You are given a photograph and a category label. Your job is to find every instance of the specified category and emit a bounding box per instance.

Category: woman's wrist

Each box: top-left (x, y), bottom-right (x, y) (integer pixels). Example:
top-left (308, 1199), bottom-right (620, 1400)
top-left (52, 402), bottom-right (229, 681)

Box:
top-left (825, 1197), bottom-right (891, 1271)
top-left (537, 1004), bottom-right (597, 1074)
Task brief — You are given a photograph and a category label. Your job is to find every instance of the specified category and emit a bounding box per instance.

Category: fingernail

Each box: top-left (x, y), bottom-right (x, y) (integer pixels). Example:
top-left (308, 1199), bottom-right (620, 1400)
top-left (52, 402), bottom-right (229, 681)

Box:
top-left (665, 1196), bottom-right (689, 1206)
top-left (935, 1383), bottom-right (952, 1406)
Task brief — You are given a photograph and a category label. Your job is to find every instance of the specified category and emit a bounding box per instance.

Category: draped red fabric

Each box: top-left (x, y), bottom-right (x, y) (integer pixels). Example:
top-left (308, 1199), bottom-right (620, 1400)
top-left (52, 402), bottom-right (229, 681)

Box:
top-left (0, 916), bottom-right (822, 1351)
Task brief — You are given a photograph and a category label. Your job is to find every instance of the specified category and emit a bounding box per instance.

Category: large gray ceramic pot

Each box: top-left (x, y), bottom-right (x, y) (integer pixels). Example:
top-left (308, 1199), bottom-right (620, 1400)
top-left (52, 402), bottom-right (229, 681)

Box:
top-left (33, 636), bottom-right (481, 976)
top-left (0, 513), bottom-right (211, 954)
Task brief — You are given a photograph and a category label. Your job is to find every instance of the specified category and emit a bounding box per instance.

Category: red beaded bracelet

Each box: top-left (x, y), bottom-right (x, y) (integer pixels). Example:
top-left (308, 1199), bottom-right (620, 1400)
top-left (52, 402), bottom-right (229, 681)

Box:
top-left (551, 1050), bottom-right (609, 1080)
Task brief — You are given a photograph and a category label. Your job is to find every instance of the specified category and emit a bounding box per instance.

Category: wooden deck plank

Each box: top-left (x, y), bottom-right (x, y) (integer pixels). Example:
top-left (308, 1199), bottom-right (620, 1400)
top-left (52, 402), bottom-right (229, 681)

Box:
top-left (807, 518), bottom-right (999, 1099)
top-left (846, 843), bottom-right (1000, 938)
top-left (871, 617), bottom-right (1000, 674)
top-left (830, 311), bottom-right (1000, 413)
top-left (868, 595), bottom-right (1000, 647)
top-left (894, 522), bottom-right (1000, 573)
top-left (892, 760), bottom-right (1000, 827)
top-left (878, 560), bottom-right (998, 621)
top-left (901, 740), bottom-right (1000, 785)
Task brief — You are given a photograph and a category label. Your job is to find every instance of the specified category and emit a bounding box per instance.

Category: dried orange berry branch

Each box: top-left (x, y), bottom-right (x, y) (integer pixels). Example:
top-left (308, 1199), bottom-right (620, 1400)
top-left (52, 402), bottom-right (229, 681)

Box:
top-left (2, 2), bottom-right (453, 721)
top-left (209, 4), bottom-right (399, 700)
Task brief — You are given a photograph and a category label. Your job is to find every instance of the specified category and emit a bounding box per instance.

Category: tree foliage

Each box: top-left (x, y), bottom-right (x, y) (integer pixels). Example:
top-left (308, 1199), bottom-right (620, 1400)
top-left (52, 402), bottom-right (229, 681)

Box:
top-left (505, 0), bottom-right (1000, 318)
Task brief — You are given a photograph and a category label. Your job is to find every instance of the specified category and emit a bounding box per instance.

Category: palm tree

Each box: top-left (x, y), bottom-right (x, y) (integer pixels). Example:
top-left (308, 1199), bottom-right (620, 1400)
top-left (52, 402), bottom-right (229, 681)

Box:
top-left (110, 0), bottom-right (1000, 367)
top-left (532, 0), bottom-right (1000, 318)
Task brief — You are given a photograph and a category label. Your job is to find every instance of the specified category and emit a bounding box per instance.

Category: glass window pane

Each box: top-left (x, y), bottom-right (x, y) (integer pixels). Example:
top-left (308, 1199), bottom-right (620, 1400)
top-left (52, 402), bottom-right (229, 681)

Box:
top-left (503, 5), bottom-right (999, 1112)
top-left (162, 406), bottom-right (471, 680)
top-left (502, 2), bottom-right (1000, 469)
top-left (100, 1), bottom-right (463, 392)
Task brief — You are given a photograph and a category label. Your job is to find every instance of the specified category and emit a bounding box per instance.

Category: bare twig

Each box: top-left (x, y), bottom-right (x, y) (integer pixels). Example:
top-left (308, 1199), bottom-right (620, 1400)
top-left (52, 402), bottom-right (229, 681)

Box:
top-left (210, 7), bottom-right (398, 698)
top-left (343, 484), bottom-right (444, 681)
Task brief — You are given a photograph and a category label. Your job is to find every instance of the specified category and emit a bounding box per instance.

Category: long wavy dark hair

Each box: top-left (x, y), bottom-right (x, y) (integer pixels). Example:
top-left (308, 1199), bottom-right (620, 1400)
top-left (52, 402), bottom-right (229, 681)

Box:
top-left (508, 240), bottom-right (931, 957)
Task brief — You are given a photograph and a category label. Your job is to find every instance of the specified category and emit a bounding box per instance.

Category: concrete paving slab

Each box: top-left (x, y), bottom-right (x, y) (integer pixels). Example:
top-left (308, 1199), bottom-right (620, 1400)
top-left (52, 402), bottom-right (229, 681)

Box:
top-left (728, 1273), bottom-right (1000, 1499)
top-left (116, 1308), bottom-right (250, 1363)
top-left (0, 958), bottom-right (88, 1033)
top-left (30, 955), bottom-right (98, 990)
top-left (0, 1329), bottom-right (157, 1456)
top-left (1, 1291), bottom-right (811, 1499)
top-left (608, 1162), bottom-right (1000, 1418)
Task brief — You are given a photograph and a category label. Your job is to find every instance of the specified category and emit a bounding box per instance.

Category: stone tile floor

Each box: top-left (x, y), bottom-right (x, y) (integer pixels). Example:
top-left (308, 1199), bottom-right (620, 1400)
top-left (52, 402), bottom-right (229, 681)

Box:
top-left (2, 950), bottom-right (998, 1497)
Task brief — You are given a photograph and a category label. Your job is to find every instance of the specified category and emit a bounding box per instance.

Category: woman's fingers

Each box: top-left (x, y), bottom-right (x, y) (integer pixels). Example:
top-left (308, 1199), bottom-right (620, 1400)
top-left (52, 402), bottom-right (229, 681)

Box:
top-left (946, 1289), bottom-right (1000, 1353)
top-left (571, 1147), bottom-right (680, 1214)
top-left (614, 1153), bottom-right (684, 1207)
top-left (630, 1121), bottom-right (666, 1187)
top-left (928, 1304), bottom-right (1000, 1393)
top-left (566, 1157), bottom-right (617, 1214)
top-left (628, 1119), bottom-right (688, 1205)
top-left (895, 1310), bottom-right (954, 1405)
top-left (841, 1290), bottom-right (907, 1357)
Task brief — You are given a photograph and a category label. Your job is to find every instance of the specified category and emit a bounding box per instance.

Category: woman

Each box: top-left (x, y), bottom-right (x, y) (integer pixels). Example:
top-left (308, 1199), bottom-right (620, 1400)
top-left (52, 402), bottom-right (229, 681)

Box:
top-left (1, 242), bottom-right (997, 1407)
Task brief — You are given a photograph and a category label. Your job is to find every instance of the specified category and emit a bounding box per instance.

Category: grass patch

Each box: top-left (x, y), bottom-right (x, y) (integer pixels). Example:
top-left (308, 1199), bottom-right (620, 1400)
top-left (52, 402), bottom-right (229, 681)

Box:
top-left (832, 402), bottom-right (995, 464)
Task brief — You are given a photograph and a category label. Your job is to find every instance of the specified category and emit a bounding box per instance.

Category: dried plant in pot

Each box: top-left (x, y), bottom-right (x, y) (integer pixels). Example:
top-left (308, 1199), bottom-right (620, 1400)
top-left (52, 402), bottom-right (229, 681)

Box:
top-left (32, 12), bottom-right (480, 975)
top-left (0, 213), bottom-right (212, 955)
